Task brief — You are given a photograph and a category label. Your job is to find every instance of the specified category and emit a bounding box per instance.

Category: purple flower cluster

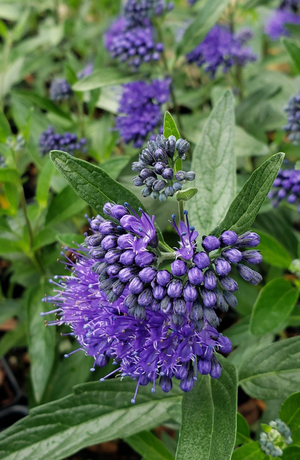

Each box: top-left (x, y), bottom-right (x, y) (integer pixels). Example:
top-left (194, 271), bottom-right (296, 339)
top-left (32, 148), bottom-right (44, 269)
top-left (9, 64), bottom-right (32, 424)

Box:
top-left (268, 168), bottom-right (300, 211)
top-left (186, 25), bottom-right (256, 78)
top-left (283, 91), bottom-right (300, 144)
top-left (42, 203), bottom-right (262, 402)
top-left (124, 0), bottom-right (173, 27)
top-left (105, 17), bottom-right (164, 69)
top-left (49, 78), bottom-right (73, 102)
top-left (279, 0), bottom-right (300, 12)
top-left (116, 79), bottom-right (170, 148)
top-left (265, 9), bottom-right (300, 40)
top-left (77, 63), bottom-right (94, 80)
top-left (39, 126), bottom-right (87, 156)
top-left (132, 134), bottom-right (195, 201)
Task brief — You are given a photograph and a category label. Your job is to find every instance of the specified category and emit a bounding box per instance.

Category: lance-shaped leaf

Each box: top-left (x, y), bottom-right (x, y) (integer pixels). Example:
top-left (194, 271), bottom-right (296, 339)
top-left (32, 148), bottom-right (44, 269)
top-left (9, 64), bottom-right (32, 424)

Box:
top-left (163, 112), bottom-right (180, 140)
top-left (175, 357), bottom-right (237, 460)
top-left (50, 150), bottom-right (145, 215)
top-left (73, 68), bottom-right (142, 91)
top-left (0, 380), bottom-right (182, 460)
top-left (212, 152), bottom-right (284, 237)
top-left (186, 90), bottom-right (235, 237)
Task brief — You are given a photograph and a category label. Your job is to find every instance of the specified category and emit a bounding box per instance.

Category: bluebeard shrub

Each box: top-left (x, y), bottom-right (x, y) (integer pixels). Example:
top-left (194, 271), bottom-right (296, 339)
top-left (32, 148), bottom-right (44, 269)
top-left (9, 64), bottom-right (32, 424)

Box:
top-left (42, 202), bottom-right (262, 402)
top-left (124, 0), bottom-right (173, 27)
top-left (116, 79), bottom-right (170, 147)
top-left (186, 25), bottom-right (256, 77)
top-left (49, 78), bottom-right (73, 102)
top-left (39, 126), bottom-right (87, 156)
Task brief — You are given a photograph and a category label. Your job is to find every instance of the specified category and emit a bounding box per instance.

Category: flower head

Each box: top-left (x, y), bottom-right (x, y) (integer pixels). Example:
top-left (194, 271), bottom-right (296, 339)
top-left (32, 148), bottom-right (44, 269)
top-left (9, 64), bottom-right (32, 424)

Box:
top-left (283, 91), bottom-right (300, 144)
top-left (49, 78), bottom-right (73, 102)
top-left (265, 9), bottom-right (300, 40)
top-left (259, 418), bottom-right (292, 457)
top-left (268, 167), bottom-right (300, 211)
top-left (116, 80), bottom-right (170, 148)
top-left (124, 0), bottom-right (173, 27)
top-left (186, 25), bottom-right (256, 77)
top-left (39, 126), bottom-right (87, 156)
top-left (132, 134), bottom-right (195, 200)
top-left (42, 203), bottom-right (262, 402)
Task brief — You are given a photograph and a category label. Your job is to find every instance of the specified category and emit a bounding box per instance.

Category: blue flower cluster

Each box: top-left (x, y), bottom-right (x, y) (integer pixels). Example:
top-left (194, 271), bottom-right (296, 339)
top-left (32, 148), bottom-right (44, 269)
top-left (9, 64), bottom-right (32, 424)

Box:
top-left (49, 78), bottom-right (73, 102)
top-left (283, 91), bottom-right (300, 144)
top-left (260, 419), bottom-right (292, 457)
top-left (124, 0), bottom-right (173, 27)
top-left (265, 9), bottom-right (300, 39)
top-left (268, 168), bottom-right (300, 211)
top-left (132, 134), bottom-right (195, 201)
top-left (39, 126), bottom-right (87, 156)
top-left (116, 79), bottom-right (170, 148)
top-left (186, 25), bottom-right (256, 77)
top-left (42, 203), bottom-right (262, 402)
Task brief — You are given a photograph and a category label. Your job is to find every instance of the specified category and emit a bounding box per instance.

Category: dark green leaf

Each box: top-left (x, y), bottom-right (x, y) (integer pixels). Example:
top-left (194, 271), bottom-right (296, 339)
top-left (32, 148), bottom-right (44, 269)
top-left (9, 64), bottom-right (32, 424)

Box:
top-left (73, 68), bottom-right (141, 91)
top-left (257, 231), bottom-right (292, 268)
top-left (0, 380), bottom-right (182, 460)
top-left (282, 38), bottom-right (300, 74)
top-left (236, 413), bottom-right (251, 445)
top-left (175, 358), bottom-right (237, 460)
top-left (11, 90), bottom-right (72, 121)
top-left (0, 109), bottom-right (11, 142)
top-left (0, 321), bottom-right (26, 358)
top-left (250, 278), bottom-right (298, 336)
top-left (239, 336), bottom-right (300, 400)
top-left (228, 334), bottom-right (274, 372)
top-left (231, 441), bottom-right (266, 460)
top-left (125, 431), bottom-right (175, 460)
top-left (224, 317), bottom-right (252, 347)
top-left (32, 227), bottom-right (57, 251)
top-left (212, 153), bottom-right (284, 237)
top-left (27, 285), bottom-right (55, 403)
top-left (163, 112), bottom-right (180, 140)
top-left (177, 0), bottom-right (231, 55)
top-left (50, 151), bottom-right (145, 215)
top-left (36, 158), bottom-right (55, 209)
top-left (46, 185), bottom-right (87, 226)
top-left (186, 90), bottom-right (235, 237)
top-left (280, 392), bottom-right (300, 445)
top-left (100, 155), bottom-right (132, 180)
top-left (0, 168), bottom-right (19, 183)
top-left (282, 447), bottom-right (300, 459)
top-left (0, 299), bottom-right (21, 326)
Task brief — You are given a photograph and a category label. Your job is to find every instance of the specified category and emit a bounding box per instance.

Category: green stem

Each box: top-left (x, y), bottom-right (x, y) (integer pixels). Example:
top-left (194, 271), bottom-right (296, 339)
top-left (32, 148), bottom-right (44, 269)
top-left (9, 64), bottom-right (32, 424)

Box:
top-left (178, 199), bottom-right (184, 223)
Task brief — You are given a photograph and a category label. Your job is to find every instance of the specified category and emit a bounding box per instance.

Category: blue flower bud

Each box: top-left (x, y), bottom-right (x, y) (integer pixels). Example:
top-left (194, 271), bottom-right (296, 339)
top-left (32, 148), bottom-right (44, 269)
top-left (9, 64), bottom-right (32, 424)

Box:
top-left (99, 278), bottom-right (114, 291)
top-left (162, 168), bottom-right (174, 180)
top-left (174, 364), bottom-right (189, 380)
top-left (141, 186), bottom-right (152, 197)
top-left (135, 251), bottom-right (155, 267)
top-left (151, 299), bottom-right (161, 311)
top-left (159, 192), bottom-right (167, 202)
top-left (222, 248), bottom-right (242, 263)
top-left (188, 266), bottom-right (204, 285)
top-left (203, 307), bottom-right (220, 327)
top-left (167, 279), bottom-right (183, 298)
top-left (189, 300), bottom-right (203, 321)
top-left (92, 261), bottom-right (108, 275)
top-left (103, 203), bottom-right (114, 216)
top-left (112, 279), bottom-right (126, 297)
top-left (173, 181), bottom-right (182, 191)
top-left (193, 251), bottom-right (210, 269)
top-left (156, 269), bottom-right (172, 286)
top-left (154, 162), bottom-right (166, 174)
top-left (220, 230), bottom-right (238, 246)
top-left (201, 288), bottom-right (217, 307)
top-left (172, 312), bottom-right (184, 327)
top-left (132, 161), bottom-right (144, 172)
top-left (139, 267), bottom-right (157, 283)
top-left (241, 250), bottom-right (262, 264)
top-left (138, 288), bottom-right (153, 307)
top-left (183, 283), bottom-right (198, 302)
top-left (99, 221), bottom-right (120, 235)
top-left (219, 276), bottom-right (238, 292)
top-left (175, 171), bottom-right (186, 181)
top-left (185, 171), bottom-right (195, 181)
top-left (214, 288), bottom-right (229, 312)
top-left (204, 269), bottom-right (217, 290)
top-left (214, 257), bottom-right (231, 275)
top-left (218, 336), bottom-right (232, 354)
top-left (180, 371), bottom-right (195, 392)
top-left (106, 263), bottom-right (122, 276)
top-left (176, 138), bottom-right (190, 157)
top-left (236, 231), bottom-right (260, 247)
top-left (133, 176), bottom-right (144, 186)
top-left (159, 376), bottom-right (172, 392)
top-left (140, 168), bottom-right (156, 180)
top-left (166, 135), bottom-right (176, 158)
top-left (101, 235), bottom-right (118, 250)
top-left (155, 148), bottom-right (168, 164)
top-left (171, 260), bottom-right (187, 276)
top-left (117, 234), bottom-right (133, 249)
top-left (151, 190), bottom-right (159, 199)
top-left (86, 234), bottom-right (105, 247)
top-left (210, 358), bottom-right (222, 379)
top-left (119, 250), bottom-right (135, 266)
top-left (237, 264), bottom-right (260, 283)
top-left (202, 235), bottom-right (221, 252)
top-left (198, 358), bottom-right (211, 375)
top-left (153, 179), bottom-right (167, 191)
top-left (223, 290), bottom-right (238, 308)
top-left (128, 276), bottom-right (144, 294)
top-left (105, 249), bottom-right (122, 264)
top-left (118, 267), bottom-right (138, 283)
top-left (153, 284), bottom-right (166, 300)
top-left (129, 305), bottom-right (146, 319)
top-left (110, 205), bottom-right (128, 220)
top-left (173, 298), bottom-right (187, 315)
top-left (160, 296), bottom-right (173, 313)
top-left (90, 248), bottom-right (106, 259)
top-left (165, 186), bottom-right (174, 197)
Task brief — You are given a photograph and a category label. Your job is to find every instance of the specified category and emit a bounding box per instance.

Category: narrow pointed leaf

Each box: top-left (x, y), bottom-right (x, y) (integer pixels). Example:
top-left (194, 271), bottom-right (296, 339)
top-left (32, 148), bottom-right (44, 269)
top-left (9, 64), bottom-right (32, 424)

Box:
top-left (73, 68), bottom-right (141, 91)
top-left (163, 112), bottom-right (180, 140)
top-left (125, 431), bottom-right (175, 460)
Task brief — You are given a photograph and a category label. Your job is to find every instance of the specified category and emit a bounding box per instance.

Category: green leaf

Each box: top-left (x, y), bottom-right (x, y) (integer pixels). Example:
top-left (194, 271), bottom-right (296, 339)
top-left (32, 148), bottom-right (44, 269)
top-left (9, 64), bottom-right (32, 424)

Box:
top-left (46, 185), bottom-right (87, 226)
top-left (186, 90), bottom-right (235, 237)
top-left (280, 392), bottom-right (300, 445)
top-left (175, 187), bottom-right (198, 202)
top-left (100, 155), bottom-right (132, 180)
top-left (212, 153), bottom-right (284, 237)
top-left (50, 151), bottom-right (145, 215)
top-left (0, 109), bottom-right (11, 142)
top-left (282, 38), bottom-right (300, 74)
top-left (239, 336), bottom-right (300, 400)
top-left (163, 112), bottom-right (180, 140)
top-left (235, 126), bottom-right (269, 158)
top-left (257, 231), bottom-right (292, 268)
top-left (0, 168), bottom-right (19, 183)
top-left (175, 358), bottom-right (237, 460)
top-left (73, 68), bottom-right (141, 91)
top-left (177, 0), bottom-right (231, 55)
top-left (282, 447), bottom-right (300, 459)
top-left (0, 380), bottom-right (182, 460)
top-left (0, 299), bottom-right (21, 326)
top-left (223, 317), bottom-right (252, 347)
top-left (232, 441), bottom-right (266, 460)
top-left (56, 233), bottom-right (84, 247)
top-left (250, 278), bottom-right (298, 336)
top-left (11, 90), bottom-right (72, 121)
top-left (236, 413), bottom-right (251, 445)
top-left (0, 321), bottom-right (26, 358)
top-left (125, 431), bottom-right (175, 460)
top-left (32, 227), bottom-right (57, 251)
top-left (228, 334), bottom-right (274, 372)
top-left (27, 285), bottom-right (55, 403)
top-left (36, 157), bottom-right (55, 209)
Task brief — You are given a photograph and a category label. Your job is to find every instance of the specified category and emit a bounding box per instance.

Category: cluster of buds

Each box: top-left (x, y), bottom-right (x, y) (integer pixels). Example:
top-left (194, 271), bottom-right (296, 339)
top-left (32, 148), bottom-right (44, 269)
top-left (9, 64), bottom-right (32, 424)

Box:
top-left (49, 78), bottom-right (73, 102)
top-left (259, 419), bottom-right (292, 457)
